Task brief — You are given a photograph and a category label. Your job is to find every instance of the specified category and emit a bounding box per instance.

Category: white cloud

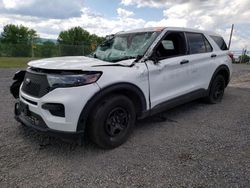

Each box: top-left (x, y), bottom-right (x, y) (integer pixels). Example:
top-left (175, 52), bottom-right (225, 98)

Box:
top-left (2, 0), bottom-right (18, 9)
top-left (145, 18), bottom-right (187, 28)
top-left (120, 0), bottom-right (133, 6)
top-left (0, 0), bottom-right (84, 19)
top-left (121, 0), bottom-right (250, 50)
top-left (121, 0), bottom-right (168, 8)
top-left (0, 0), bottom-right (249, 50)
top-left (2, 0), bottom-right (34, 9)
top-left (0, 9), bottom-right (145, 39)
top-left (117, 8), bottom-right (134, 18)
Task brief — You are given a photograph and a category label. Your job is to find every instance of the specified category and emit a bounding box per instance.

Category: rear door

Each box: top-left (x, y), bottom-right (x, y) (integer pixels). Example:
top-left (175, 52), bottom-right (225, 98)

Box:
top-left (209, 35), bottom-right (231, 75)
top-left (185, 32), bottom-right (215, 90)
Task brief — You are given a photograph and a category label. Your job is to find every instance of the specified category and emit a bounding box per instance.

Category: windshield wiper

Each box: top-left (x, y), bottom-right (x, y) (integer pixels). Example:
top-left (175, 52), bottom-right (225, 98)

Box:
top-left (93, 55), bottom-right (143, 68)
top-left (112, 55), bottom-right (143, 63)
top-left (111, 56), bottom-right (136, 62)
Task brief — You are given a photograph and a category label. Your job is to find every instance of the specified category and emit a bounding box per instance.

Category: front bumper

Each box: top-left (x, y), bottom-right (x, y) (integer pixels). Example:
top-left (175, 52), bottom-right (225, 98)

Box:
top-left (15, 105), bottom-right (83, 137)
top-left (17, 83), bottom-right (100, 133)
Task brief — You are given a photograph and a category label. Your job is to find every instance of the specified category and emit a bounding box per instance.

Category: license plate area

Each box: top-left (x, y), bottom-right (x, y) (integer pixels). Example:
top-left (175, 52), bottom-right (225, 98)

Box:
top-left (20, 101), bottom-right (30, 116)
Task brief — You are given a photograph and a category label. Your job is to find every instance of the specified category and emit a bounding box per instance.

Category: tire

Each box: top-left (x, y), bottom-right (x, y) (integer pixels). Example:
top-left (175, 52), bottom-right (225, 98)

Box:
top-left (206, 75), bottom-right (226, 104)
top-left (88, 95), bottom-right (136, 149)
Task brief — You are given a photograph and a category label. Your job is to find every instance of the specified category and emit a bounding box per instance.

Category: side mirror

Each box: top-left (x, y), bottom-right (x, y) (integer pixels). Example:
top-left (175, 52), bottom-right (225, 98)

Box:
top-left (148, 52), bottom-right (159, 64)
top-left (105, 34), bottom-right (115, 40)
top-left (134, 55), bottom-right (143, 62)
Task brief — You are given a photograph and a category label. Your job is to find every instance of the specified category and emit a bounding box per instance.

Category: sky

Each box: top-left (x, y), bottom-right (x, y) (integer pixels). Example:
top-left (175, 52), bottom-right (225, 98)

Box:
top-left (0, 0), bottom-right (249, 50)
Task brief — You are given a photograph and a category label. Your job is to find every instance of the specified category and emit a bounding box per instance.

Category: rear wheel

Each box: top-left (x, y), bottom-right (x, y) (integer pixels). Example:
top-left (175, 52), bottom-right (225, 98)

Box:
top-left (88, 95), bottom-right (136, 149)
top-left (206, 75), bottom-right (225, 104)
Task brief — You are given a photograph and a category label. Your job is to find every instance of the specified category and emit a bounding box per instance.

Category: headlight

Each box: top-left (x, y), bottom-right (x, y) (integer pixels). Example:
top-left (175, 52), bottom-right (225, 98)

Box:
top-left (47, 72), bottom-right (102, 88)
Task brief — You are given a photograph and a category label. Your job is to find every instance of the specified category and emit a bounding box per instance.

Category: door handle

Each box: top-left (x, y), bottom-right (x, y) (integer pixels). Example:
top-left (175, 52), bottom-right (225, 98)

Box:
top-left (211, 54), bottom-right (217, 58)
top-left (180, 59), bottom-right (189, 65)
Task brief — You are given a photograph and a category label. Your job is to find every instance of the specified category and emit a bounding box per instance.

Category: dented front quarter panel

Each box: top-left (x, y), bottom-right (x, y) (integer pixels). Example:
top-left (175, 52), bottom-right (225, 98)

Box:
top-left (94, 62), bottom-right (150, 110)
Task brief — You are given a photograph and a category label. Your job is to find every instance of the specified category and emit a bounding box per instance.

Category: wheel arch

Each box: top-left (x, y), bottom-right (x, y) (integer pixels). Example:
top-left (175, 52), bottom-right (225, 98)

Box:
top-left (77, 82), bottom-right (147, 132)
top-left (209, 65), bottom-right (230, 90)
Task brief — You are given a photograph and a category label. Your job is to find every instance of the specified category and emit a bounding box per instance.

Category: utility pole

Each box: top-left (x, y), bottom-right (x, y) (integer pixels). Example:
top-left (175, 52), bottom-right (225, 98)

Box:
top-left (228, 24), bottom-right (234, 50)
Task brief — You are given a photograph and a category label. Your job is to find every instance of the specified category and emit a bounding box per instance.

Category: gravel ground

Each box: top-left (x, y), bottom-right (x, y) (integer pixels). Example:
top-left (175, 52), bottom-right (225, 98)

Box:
top-left (0, 65), bottom-right (250, 187)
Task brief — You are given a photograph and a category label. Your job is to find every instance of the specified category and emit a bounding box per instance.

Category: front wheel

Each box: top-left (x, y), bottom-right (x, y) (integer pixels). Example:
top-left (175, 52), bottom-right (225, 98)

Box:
top-left (206, 75), bottom-right (226, 104)
top-left (88, 95), bottom-right (136, 149)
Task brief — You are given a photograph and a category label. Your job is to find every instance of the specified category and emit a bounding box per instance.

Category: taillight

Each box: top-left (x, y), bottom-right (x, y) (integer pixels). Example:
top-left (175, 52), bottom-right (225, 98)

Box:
top-left (228, 52), bottom-right (234, 61)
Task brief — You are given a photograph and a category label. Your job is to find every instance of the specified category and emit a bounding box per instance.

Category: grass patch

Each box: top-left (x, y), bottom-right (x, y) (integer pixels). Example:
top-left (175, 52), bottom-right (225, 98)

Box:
top-left (0, 57), bottom-right (39, 68)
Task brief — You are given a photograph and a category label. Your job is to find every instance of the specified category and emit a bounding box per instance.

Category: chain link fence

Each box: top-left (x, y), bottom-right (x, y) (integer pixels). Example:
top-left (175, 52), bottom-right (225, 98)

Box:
top-left (231, 50), bottom-right (250, 63)
top-left (0, 42), bottom-right (96, 58)
top-left (2, 43), bottom-right (248, 64)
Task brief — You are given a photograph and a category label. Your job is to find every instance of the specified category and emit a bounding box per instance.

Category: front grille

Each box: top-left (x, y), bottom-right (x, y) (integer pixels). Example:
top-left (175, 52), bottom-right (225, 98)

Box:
top-left (21, 71), bottom-right (50, 98)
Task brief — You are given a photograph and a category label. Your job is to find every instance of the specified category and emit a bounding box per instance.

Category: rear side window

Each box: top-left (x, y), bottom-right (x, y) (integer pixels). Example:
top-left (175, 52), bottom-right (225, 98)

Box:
top-left (210, 35), bottom-right (228, 50)
top-left (204, 37), bottom-right (213, 52)
top-left (186, 33), bottom-right (207, 54)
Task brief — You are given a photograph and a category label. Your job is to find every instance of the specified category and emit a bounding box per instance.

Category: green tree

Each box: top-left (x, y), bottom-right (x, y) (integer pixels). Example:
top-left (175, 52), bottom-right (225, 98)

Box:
top-left (0, 24), bottom-right (39, 57)
top-left (57, 27), bottom-right (104, 56)
top-left (239, 54), bottom-right (250, 63)
top-left (58, 26), bottom-right (90, 45)
top-left (58, 26), bottom-right (90, 56)
top-left (89, 34), bottom-right (105, 51)
top-left (0, 43), bottom-right (2, 57)
top-left (40, 41), bottom-right (57, 57)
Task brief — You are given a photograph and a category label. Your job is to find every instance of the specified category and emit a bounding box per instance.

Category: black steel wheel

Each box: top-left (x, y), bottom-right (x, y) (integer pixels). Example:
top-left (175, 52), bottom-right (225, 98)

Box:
top-left (105, 107), bottom-right (129, 137)
top-left (88, 95), bottom-right (136, 149)
top-left (206, 75), bottom-right (226, 104)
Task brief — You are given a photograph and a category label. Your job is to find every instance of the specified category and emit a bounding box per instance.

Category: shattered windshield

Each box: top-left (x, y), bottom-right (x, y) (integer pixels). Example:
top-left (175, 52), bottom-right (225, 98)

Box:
top-left (94, 31), bottom-right (159, 62)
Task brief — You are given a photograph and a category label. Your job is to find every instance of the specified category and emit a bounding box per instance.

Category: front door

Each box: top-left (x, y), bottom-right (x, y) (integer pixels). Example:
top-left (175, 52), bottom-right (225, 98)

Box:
top-left (146, 31), bottom-right (193, 108)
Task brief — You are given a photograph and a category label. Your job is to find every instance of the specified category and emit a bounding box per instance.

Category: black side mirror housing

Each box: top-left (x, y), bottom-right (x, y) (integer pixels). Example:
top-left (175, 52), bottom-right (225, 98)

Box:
top-left (148, 52), bottom-right (159, 64)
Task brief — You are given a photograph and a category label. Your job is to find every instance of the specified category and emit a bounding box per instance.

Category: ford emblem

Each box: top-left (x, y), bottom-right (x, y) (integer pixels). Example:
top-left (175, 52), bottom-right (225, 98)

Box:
top-left (25, 78), bottom-right (31, 85)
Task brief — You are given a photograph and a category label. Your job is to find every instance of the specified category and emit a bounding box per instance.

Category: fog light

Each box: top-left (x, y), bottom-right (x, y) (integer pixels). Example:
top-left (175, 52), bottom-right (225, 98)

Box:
top-left (42, 103), bottom-right (65, 117)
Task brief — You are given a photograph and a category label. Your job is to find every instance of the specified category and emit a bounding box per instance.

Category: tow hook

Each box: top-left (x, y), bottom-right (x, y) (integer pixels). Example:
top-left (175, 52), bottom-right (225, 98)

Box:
top-left (14, 100), bottom-right (21, 116)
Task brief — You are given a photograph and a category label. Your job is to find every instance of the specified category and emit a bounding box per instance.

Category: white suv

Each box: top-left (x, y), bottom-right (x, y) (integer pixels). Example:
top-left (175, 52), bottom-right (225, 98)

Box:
top-left (11, 27), bottom-right (233, 149)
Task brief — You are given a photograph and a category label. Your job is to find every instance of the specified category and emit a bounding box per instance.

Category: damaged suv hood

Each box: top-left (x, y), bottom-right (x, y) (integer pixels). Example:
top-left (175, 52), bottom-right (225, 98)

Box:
top-left (28, 56), bottom-right (135, 70)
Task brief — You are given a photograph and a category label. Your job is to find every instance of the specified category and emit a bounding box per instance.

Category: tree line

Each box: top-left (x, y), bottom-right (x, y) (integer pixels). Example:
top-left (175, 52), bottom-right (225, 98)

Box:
top-left (0, 24), bottom-right (105, 57)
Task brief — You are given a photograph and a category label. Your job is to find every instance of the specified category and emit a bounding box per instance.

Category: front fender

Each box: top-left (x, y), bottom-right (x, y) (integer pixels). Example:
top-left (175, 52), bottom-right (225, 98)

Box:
top-left (10, 70), bottom-right (26, 98)
top-left (76, 82), bottom-right (147, 132)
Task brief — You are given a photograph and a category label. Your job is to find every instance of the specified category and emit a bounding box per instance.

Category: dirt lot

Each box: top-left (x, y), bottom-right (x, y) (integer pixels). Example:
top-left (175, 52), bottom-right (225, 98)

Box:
top-left (0, 65), bottom-right (250, 187)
